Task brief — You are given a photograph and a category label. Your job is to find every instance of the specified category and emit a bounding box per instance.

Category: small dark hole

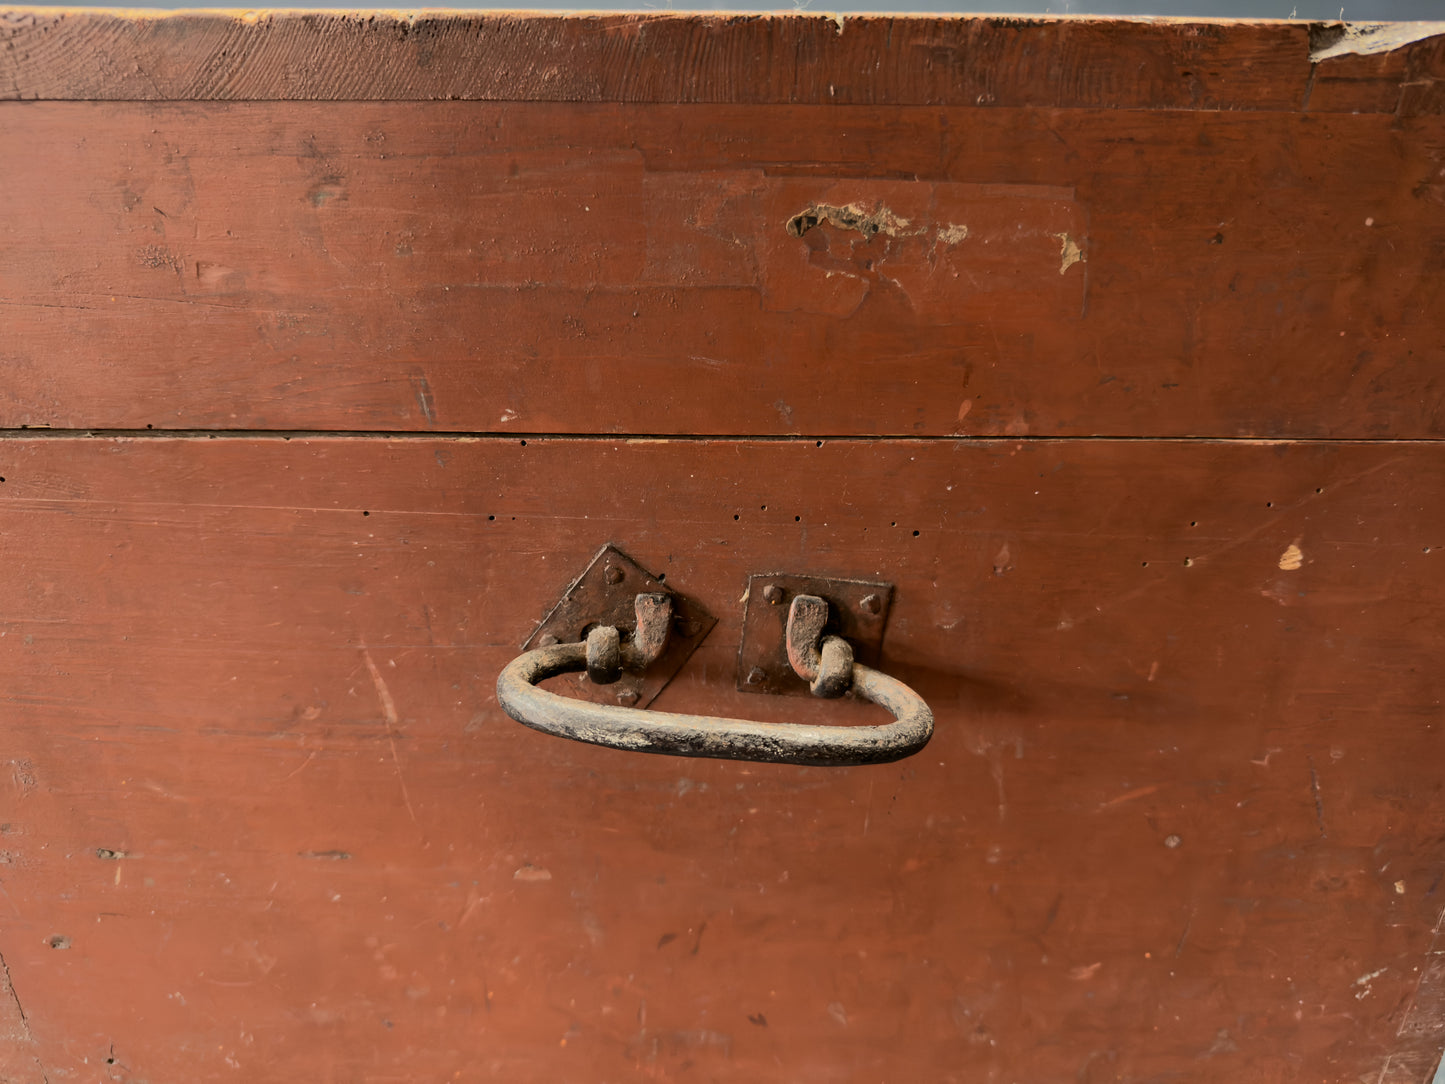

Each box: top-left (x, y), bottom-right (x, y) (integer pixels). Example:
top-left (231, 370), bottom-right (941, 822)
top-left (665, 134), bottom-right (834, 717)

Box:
top-left (488, 515), bottom-right (495, 521)
top-left (1183, 557), bottom-right (1193, 567)
top-left (816, 440), bottom-right (823, 447)
top-left (519, 439), bottom-right (527, 446)
top-left (1316, 487), bottom-right (1324, 494)
top-left (1189, 521), bottom-right (1197, 527)
top-left (362, 510), bottom-right (370, 517)
top-left (794, 515), bottom-right (801, 522)
top-left (0, 477), bottom-right (6, 482)
top-left (1266, 501), bottom-right (1273, 508)
top-left (656, 573), bottom-right (665, 583)
top-left (733, 514), bottom-right (739, 521)
top-left (145, 424), bottom-right (153, 430)
top-left (760, 505), bottom-right (767, 511)
top-left (912, 530), bottom-right (920, 537)
top-left (1141, 561), bottom-right (1149, 567)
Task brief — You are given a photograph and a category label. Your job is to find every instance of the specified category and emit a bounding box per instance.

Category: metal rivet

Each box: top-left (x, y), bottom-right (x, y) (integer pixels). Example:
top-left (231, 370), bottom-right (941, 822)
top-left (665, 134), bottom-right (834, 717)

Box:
top-left (538, 633), bottom-right (559, 647)
top-left (762, 585), bottom-right (785, 605)
top-left (605, 566), bottom-right (625, 585)
top-left (616, 689), bottom-right (640, 706)
top-left (746, 666), bottom-right (767, 685)
top-left (859, 594), bottom-right (882, 615)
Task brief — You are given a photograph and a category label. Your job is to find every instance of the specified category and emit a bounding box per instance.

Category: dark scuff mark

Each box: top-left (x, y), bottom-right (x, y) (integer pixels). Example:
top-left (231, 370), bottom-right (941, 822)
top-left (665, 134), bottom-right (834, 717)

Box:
top-left (690, 920), bottom-right (707, 955)
top-left (656, 932), bottom-right (677, 949)
top-left (299, 849), bottom-right (352, 860)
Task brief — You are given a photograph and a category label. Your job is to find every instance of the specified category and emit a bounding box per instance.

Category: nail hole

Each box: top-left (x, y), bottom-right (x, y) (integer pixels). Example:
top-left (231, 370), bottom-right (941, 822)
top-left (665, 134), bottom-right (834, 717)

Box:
top-left (733, 514), bottom-right (739, 521)
top-left (1183, 557), bottom-right (1193, 567)
top-left (362, 510), bottom-right (370, 517)
top-left (912, 530), bottom-right (920, 537)
top-left (519, 439), bottom-right (527, 446)
top-left (1141, 561), bottom-right (1149, 567)
top-left (488, 515), bottom-right (495, 521)
top-left (794, 515), bottom-right (801, 522)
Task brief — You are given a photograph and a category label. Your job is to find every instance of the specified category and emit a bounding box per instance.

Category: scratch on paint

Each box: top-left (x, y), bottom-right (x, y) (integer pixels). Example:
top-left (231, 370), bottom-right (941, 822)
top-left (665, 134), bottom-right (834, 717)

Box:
top-left (1096, 783), bottom-right (1160, 811)
top-left (1063, 456), bottom-right (1406, 631)
top-left (1308, 755), bottom-right (1326, 837)
top-left (362, 647), bottom-right (418, 825)
top-left (0, 948), bottom-right (48, 1083)
top-left (410, 372), bottom-right (437, 427)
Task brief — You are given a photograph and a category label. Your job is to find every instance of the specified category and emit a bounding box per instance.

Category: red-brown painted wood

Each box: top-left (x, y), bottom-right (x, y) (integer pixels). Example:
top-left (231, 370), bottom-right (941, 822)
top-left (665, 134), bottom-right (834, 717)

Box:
top-left (3, 102), bottom-right (1444, 437)
top-left (0, 435), bottom-right (1441, 1082)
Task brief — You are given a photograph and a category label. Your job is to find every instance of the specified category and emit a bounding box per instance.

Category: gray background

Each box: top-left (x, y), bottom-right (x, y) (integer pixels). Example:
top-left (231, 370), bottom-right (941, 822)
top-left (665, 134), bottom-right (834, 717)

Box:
top-left (11, 0), bottom-right (1445, 19)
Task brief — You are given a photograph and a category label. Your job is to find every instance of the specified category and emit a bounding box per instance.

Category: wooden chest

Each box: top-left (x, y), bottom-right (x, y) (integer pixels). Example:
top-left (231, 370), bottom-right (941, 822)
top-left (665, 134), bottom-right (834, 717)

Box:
top-left (2, 11), bottom-right (1445, 1081)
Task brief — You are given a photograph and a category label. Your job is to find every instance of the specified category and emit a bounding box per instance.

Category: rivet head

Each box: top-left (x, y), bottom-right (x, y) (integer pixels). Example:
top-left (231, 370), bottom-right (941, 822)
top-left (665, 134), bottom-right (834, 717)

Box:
top-left (538, 633), bottom-right (560, 647)
top-left (746, 666), bottom-right (767, 686)
top-left (762, 585), bottom-right (785, 605)
top-left (859, 594), bottom-right (882, 615)
top-left (604, 566), bottom-right (625, 585)
top-left (616, 688), bottom-right (640, 706)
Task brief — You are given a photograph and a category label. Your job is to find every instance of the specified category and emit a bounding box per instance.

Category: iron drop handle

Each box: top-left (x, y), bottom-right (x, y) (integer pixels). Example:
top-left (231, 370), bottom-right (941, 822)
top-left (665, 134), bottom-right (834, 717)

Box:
top-left (496, 593), bottom-right (933, 766)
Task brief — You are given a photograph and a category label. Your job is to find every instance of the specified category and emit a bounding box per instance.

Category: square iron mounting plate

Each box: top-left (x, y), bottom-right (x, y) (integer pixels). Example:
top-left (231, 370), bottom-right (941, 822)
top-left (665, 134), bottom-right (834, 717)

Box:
top-left (735, 573), bottom-right (893, 697)
top-left (522, 544), bottom-right (716, 711)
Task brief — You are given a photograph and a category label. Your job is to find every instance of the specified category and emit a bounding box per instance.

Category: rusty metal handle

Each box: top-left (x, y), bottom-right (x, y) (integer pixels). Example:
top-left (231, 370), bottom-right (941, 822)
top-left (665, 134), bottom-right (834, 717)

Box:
top-left (496, 594), bottom-right (933, 766)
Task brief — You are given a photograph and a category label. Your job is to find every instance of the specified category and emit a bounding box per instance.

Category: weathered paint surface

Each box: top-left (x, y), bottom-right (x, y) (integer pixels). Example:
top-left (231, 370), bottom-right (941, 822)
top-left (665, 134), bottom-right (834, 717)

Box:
top-left (0, 101), bottom-right (1442, 436)
top-left (0, 437), bottom-right (1440, 1080)
top-left (1, 12), bottom-right (1444, 1083)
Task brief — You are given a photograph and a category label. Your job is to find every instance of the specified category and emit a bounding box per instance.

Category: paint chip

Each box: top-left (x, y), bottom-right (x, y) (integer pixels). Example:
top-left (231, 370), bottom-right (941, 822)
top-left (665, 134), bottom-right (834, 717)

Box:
top-left (1055, 233), bottom-right (1085, 275)
top-left (1395, 880), bottom-right (1407, 895)
top-left (1278, 543), bottom-right (1304, 571)
top-left (514, 865), bottom-right (552, 882)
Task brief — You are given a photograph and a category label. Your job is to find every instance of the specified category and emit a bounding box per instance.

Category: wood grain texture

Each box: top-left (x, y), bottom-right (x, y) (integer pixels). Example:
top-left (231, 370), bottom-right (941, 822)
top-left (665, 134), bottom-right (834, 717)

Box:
top-left (3, 101), bottom-right (1444, 438)
top-left (0, 434), bottom-right (1441, 1082)
top-left (7, 11), bottom-right (1442, 112)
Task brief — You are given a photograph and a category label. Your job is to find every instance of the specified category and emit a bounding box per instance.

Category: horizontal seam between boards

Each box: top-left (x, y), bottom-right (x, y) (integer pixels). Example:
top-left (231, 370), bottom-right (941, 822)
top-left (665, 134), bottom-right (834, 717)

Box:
top-left (0, 430), bottom-right (1440, 445)
top-left (0, 99), bottom-right (1409, 116)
